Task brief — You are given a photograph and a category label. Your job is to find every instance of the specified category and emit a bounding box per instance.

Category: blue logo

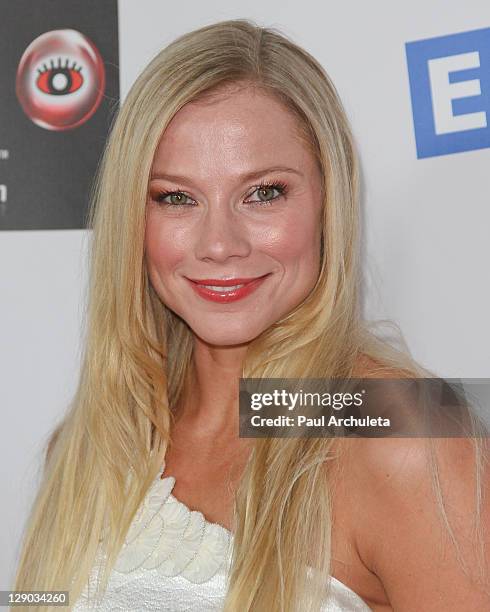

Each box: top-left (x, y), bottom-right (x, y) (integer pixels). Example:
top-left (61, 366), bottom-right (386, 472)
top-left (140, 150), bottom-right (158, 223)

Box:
top-left (405, 27), bottom-right (490, 158)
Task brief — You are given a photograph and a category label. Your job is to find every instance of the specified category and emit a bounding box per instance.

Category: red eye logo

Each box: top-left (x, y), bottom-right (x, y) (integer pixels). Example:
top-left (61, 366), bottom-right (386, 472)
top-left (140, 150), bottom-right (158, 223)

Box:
top-left (16, 29), bottom-right (106, 131)
top-left (36, 58), bottom-right (84, 95)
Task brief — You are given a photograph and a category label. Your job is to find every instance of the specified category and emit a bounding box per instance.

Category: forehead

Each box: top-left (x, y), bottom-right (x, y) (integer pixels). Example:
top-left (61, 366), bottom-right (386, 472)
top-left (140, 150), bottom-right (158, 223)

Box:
top-left (151, 84), bottom-right (314, 173)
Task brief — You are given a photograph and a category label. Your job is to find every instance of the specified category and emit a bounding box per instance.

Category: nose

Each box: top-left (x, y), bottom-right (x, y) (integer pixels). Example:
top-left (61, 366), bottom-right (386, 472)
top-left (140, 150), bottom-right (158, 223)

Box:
top-left (194, 202), bottom-right (251, 263)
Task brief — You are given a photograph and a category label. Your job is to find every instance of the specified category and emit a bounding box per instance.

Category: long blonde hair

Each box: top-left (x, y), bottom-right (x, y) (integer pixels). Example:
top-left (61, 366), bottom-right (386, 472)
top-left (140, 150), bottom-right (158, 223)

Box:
top-left (13, 18), bottom-right (488, 611)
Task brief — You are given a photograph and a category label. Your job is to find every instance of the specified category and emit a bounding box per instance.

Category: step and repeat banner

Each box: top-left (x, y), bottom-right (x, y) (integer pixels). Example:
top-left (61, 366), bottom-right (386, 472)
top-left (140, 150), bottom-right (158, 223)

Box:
top-left (1, 0), bottom-right (489, 586)
top-left (0, 0), bottom-right (119, 230)
top-left (0, 0), bottom-right (119, 586)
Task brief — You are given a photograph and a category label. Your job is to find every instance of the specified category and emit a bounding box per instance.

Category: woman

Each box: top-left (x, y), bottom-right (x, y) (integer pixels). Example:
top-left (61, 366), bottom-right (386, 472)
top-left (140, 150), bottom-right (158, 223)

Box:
top-left (13, 18), bottom-right (489, 611)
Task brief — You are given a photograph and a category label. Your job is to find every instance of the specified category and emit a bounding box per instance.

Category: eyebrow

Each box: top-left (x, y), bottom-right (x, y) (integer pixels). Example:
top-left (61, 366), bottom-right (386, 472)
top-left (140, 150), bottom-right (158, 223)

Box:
top-left (150, 165), bottom-right (303, 184)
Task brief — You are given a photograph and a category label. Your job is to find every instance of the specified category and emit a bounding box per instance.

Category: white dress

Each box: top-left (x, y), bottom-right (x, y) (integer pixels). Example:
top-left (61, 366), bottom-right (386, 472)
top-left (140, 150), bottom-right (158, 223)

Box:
top-left (73, 461), bottom-right (372, 611)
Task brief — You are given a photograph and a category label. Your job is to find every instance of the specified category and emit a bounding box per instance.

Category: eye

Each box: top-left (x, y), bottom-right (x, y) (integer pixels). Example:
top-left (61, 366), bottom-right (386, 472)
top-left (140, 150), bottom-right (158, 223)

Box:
top-left (244, 181), bottom-right (288, 207)
top-left (16, 29), bottom-right (106, 131)
top-left (151, 180), bottom-right (289, 209)
top-left (36, 58), bottom-right (84, 95)
top-left (152, 190), bottom-right (195, 207)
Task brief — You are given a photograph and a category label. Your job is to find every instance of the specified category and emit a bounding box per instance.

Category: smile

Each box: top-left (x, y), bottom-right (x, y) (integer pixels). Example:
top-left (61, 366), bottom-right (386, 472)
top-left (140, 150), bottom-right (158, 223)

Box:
top-left (186, 274), bottom-right (270, 303)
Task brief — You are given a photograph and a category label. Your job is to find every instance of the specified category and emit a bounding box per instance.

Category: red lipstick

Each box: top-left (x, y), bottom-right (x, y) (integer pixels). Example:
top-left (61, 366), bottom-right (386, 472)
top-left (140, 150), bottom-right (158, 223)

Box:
top-left (186, 274), bottom-right (270, 303)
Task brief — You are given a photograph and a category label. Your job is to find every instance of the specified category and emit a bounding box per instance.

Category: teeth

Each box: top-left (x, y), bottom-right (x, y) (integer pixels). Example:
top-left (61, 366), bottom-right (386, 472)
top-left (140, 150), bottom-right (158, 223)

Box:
top-left (201, 284), bottom-right (245, 291)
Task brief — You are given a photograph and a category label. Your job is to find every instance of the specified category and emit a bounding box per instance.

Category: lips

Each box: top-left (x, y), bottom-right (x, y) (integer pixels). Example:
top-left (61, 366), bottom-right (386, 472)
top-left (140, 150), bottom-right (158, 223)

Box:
top-left (187, 276), bottom-right (267, 286)
top-left (186, 274), bottom-right (270, 303)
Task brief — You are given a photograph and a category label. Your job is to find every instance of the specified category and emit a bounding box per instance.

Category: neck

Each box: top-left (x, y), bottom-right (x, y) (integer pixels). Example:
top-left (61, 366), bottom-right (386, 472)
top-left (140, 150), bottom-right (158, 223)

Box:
top-left (174, 335), bottom-right (249, 437)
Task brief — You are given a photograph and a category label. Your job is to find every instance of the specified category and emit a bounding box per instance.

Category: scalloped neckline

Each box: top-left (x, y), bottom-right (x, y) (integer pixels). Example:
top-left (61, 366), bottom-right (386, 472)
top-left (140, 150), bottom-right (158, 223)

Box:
top-left (157, 459), bottom-right (234, 540)
top-left (154, 462), bottom-right (371, 609)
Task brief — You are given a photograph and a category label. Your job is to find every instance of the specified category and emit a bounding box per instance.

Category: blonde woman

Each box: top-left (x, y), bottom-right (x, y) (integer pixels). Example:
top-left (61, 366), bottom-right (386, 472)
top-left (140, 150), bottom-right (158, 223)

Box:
top-left (13, 18), bottom-right (489, 612)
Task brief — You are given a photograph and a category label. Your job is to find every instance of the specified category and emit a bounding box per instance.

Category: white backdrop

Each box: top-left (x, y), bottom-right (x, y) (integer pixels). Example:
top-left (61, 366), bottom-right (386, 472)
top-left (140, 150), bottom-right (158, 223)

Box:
top-left (3, 0), bottom-right (489, 587)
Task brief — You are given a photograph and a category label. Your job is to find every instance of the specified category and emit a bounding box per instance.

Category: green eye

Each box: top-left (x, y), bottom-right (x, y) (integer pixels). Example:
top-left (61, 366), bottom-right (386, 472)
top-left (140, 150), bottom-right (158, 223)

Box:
top-left (153, 180), bottom-right (288, 209)
top-left (257, 187), bottom-right (279, 201)
top-left (245, 181), bottom-right (288, 206)
top-left (154, 191), bottom-right (194, 207)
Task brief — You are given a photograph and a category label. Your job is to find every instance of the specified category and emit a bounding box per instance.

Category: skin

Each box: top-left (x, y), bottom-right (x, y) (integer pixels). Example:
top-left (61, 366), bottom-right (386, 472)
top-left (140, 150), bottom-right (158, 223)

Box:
top-left (145, 83), bottom-right (322, 435)
top-left (333, 436), bottom-right (490, 611)
top-left (143, 83), bottom-right (490, 611)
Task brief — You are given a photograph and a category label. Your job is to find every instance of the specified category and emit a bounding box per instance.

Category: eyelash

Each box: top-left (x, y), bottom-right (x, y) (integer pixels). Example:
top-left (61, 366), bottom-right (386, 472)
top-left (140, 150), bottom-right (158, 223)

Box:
top-left (152, 180), bottom-right (289, 209)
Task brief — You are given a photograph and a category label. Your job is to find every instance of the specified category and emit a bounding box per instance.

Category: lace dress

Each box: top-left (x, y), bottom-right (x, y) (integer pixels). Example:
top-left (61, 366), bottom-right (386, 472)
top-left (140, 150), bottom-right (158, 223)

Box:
top-left (72, 461), bottom-right (372, 611)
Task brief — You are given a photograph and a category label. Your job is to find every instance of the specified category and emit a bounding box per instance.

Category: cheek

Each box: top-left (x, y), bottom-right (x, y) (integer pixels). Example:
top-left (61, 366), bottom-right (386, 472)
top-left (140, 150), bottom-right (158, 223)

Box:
top-left (265, 210), bottom-right (321, 264)
top-left (144, 215), bottom-right (184, 276)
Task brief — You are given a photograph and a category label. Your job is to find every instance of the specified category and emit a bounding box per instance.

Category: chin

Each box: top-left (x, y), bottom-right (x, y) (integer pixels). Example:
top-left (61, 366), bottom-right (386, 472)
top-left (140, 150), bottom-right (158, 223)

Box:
top-left (190, 320), bottom-right (266, 347)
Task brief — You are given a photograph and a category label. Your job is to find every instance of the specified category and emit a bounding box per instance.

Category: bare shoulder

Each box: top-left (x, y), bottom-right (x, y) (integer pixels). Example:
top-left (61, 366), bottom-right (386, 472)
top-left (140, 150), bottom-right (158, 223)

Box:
top-left (337, 434), bottom-right (490, 611)
top-left (331, 354), bottom-right (490, 609)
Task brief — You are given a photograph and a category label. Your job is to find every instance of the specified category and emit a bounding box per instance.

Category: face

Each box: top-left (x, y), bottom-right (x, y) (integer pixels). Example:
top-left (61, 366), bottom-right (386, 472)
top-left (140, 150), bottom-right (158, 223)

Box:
top-left (144, 84), bottom-right (323, 347)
